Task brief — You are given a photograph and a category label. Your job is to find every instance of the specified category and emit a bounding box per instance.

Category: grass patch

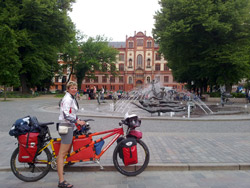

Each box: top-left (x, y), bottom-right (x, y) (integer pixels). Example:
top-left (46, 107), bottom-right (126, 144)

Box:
top-left (55, 94), bottom-right (64, 98)
top-left (0, 92), bottom-right (34, 98)
top-left (0, 99), bottom-right (12, 102)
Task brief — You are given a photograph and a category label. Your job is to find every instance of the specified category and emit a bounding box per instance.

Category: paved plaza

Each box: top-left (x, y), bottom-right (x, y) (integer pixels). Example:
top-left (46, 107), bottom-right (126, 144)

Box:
top-left (1, 95), bottom-right (250, 187)
top-left (2, 170), bottom-right (250, 188)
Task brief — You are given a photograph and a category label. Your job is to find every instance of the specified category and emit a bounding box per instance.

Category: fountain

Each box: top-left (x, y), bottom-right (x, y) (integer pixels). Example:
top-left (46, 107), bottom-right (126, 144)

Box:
top-left (75, 81), bottom-right (248, 118)
top-left (111, 80), bottom-right (214, 117)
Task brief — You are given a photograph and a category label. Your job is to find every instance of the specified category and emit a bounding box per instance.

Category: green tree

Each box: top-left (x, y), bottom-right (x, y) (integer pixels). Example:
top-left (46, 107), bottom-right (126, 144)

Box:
top-left (0, 1), bottom-right (22, 100)
top-left (0, 0), bottom-right (76, 93)
top-left (59, 31), bottom-right (85, 88)
top-left (0, 25), bottom-right (21, 100)
top-left (73, 36), bottom-right (119, 90)
top-left (153, 0), bottom-right (250, 93)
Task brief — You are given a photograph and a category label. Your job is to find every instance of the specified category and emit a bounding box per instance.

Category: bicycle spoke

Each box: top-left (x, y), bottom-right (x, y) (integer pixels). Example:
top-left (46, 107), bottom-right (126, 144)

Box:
top-left (10, 147), bottom-right (51, 182)
top-left (113, 139), bottom-right (149, 176)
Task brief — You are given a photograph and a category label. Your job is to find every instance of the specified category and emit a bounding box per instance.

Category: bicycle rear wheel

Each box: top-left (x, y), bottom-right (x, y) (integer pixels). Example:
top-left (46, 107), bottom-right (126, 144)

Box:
top-left (10, 147), bottom-right (52, 182)
top-left (113, 139), bottom-right (150, 176)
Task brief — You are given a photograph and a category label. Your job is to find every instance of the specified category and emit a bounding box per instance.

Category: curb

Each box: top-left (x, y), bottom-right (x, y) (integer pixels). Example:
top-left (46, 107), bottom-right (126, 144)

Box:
top-left (2, 163), bottom-right (250, 172)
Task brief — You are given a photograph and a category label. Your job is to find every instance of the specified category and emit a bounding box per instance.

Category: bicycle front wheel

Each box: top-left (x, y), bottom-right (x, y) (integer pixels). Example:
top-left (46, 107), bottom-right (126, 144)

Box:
top-left (113, 139), bottom-right (150, 176)
top-left (10, 147), bottom-right (52, 182)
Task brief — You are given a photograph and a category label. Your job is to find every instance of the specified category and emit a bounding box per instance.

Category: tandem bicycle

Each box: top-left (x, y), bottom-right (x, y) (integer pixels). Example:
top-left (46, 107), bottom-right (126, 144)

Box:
top-left (10, 114), bottom-right (150, 182)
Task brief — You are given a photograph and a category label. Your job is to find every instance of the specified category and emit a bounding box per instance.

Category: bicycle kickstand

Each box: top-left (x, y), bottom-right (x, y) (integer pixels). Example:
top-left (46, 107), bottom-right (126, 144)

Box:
top-left (95, 159), bottom-right (104, 170)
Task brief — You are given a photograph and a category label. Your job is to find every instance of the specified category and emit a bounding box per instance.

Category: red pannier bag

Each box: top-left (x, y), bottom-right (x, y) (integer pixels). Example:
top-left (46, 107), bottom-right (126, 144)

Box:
top-left (120, 138), bottom-right (138, 166)
top-left (52, 140), bottom-right (61, 156)
top-left (66, 136), bottom-right (95, 162)
top-left (18, 132), bottom-right (40, 163)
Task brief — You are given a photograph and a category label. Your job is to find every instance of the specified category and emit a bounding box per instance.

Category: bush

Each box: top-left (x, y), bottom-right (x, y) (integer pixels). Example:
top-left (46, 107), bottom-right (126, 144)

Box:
top-left (209, 92), bottom-right (246, 98)
top-left (209, 92), bottom-right (221, 98)
top-left (231, 92), bottom-right (246, 98)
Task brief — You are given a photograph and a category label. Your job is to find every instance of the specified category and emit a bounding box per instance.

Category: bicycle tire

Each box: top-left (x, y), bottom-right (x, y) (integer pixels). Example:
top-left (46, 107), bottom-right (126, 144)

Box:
top-left (10, 147), bottom-right (52, 182)
top-left (113, 139), bottom-right (149, 176)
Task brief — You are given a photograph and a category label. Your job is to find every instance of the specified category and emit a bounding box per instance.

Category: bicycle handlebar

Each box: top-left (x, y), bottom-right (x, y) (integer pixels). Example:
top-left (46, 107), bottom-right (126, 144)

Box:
top-left (39, 122), bottom-right (54, 127)
top-left (119, 120), bottom-right (125, 126)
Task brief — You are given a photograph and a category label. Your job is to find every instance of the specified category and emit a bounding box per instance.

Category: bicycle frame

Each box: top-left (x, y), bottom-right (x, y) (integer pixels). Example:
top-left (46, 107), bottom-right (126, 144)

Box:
top-left (38, 127), bottom-right (125, 164)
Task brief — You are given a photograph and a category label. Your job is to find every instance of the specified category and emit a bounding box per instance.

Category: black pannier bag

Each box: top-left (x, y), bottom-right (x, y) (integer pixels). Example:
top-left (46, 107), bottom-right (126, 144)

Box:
top-left (9, 116), bottom-right (41, 137)
top-left (118, 138), bottom-right (138, 166)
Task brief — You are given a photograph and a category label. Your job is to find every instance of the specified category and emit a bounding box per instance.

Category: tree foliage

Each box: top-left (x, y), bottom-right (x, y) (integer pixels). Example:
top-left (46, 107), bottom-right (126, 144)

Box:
top-left (153, 0), bottom-right (250, 92)
top-left (0, 0), bottom-right (76, 93)
top-left (62, 35), bottom-right (119, 90)
top-left (59, 31), bottom-right (84, 85)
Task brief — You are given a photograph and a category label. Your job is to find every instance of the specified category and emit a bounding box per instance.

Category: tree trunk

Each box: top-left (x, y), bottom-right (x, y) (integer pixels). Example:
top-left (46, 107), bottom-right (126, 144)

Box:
top-left (77, 78), bottom-right (82, 91)
top-left (20, 74), bottom-right (29, 93)
top-left (226, 84), bottom-right (232, 93)
top-left (66, 65), bottom-right (74, 83)
top-left (4, 85), bottom-right (6, 101)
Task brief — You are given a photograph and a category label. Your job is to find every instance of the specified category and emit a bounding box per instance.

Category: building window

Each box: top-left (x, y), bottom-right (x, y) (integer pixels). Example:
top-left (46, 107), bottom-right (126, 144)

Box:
top-left (137, 55), bottom-right (143, 68)
top-left (164, 76), bottom-right (169, 83)
top-left (94, 77), bottom-right (98, 83)
top-left (164, 63), bottom-right (169, 71)
top-left (128, 41), bottom-right (134, 48)
top-left (147, 76), bottom-right (150, 84)
top-left (110, 76), bottom-right (115, 83)
top-left (119, 54), bottom-right (124, 61)
top-left (155, 64), bottom-right (161, 71)
top-left (55, 76), bottom-right (59, 83)
top-left (128, 77), bottom-right (133, 84)
top-left (136, 74), bottom-right (143, 78)
top-left (119, 85), bottom-right (124, 90)
top-left (102, 76), bottom-right (107, 83)
top-left (128, 58), bottom-right (133, 67)
top-left (119, 76), bottom-right (124, 83)
top-left (155, 53), bottom-right (161, 61)
top-left (63, 67), bottom-right (67, 74)
top-left (137, 39), bottom-right (143, 46)
top-left (111, 85), bottom-right (115, 90)
top-left (147, 58), bottom-right (151, 67)
top-left (147, 41), bottom-right (152, 48)
top-left (119, 64), bottom-right (124, 71)
top-left (62, 76), bottom-right (66, 83)
top-left (85, 77), bottom-right (90, 83)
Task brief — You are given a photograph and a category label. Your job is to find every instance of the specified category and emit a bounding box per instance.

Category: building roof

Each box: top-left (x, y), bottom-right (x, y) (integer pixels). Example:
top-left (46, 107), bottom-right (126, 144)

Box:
top-left (108, 42), bottom-right (126, 48)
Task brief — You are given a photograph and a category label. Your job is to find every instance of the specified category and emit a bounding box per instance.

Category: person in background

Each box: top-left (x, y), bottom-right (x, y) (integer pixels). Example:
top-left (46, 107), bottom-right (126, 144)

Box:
top-left (93, 86), bottom-right (97, 99)
top-left (101, 87), bottom-right (105, 100)
top-left (57, 81), bottom-right (85, 188)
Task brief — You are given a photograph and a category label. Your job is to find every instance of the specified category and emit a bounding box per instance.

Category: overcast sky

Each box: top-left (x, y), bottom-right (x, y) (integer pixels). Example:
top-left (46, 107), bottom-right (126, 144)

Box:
top-left (68, 0), bottom-right (161, 41)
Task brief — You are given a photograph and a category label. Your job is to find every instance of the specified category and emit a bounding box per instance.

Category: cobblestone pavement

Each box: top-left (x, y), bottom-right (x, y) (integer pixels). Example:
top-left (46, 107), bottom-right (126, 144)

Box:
top-left (1, 96), bottom-right (250, 187)
top-left (2, 170), bottom-right (250, 188)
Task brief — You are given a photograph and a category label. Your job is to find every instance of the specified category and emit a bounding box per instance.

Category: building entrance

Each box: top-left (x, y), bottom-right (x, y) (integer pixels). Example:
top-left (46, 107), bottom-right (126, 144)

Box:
top-left (136, 80), bottom-right (143, 89)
